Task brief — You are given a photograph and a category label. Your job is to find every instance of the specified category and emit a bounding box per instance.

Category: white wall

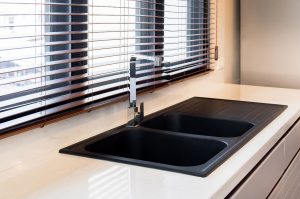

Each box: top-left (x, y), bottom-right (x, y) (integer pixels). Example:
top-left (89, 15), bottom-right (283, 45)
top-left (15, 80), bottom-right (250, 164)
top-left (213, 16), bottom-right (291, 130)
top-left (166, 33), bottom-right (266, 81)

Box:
top-left (241, 0), bottom-right (300, 89)
top-left (216, 0), bottom-right (241, 83)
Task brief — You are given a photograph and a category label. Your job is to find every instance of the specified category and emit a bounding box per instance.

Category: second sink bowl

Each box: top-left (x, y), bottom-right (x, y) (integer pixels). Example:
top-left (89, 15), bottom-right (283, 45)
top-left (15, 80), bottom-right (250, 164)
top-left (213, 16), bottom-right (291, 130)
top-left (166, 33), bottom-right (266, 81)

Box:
top-left (140, 114), bottom-right (254, 138)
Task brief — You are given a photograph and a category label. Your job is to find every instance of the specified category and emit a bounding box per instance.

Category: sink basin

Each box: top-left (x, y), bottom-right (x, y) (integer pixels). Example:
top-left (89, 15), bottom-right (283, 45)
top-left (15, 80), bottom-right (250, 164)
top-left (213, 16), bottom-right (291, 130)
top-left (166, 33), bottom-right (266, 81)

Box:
top-left (85, 128), bottom-right (227, 167)
top-left (60, 127), bottom-right (228, 176)
top-left (140, 114), bottom-right (254, 138)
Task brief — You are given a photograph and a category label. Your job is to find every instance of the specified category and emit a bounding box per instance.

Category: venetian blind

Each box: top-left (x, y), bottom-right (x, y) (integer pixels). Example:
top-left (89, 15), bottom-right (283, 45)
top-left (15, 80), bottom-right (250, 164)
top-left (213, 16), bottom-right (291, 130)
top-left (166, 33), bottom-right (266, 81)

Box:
top-left (0, 0), bottom-right (215, 134)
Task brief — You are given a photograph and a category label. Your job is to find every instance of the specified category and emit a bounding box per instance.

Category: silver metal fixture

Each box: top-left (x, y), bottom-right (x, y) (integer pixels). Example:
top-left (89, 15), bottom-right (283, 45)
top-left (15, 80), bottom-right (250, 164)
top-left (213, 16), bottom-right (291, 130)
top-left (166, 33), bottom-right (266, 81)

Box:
top-left (127, 54), bottom-right (163, 126)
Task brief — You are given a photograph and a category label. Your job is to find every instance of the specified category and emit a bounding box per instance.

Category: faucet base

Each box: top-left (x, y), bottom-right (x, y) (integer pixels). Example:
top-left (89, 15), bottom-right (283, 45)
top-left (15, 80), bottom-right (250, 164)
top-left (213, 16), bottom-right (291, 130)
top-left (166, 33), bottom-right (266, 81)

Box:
top-left (127, 102), bottom-right (144, 126)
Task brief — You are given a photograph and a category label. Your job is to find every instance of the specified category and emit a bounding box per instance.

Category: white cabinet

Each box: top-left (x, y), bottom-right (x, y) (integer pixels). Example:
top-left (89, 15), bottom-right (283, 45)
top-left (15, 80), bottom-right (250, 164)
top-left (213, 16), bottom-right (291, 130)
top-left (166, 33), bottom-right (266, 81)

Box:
top-left (229, 119), bottom-right (300, 199)
top-left (284, 121), bottom-right (300, 165)
top-left (229, 137), bottom-right (285, 199)
top-left (269, 151), bottom-right (300, 199)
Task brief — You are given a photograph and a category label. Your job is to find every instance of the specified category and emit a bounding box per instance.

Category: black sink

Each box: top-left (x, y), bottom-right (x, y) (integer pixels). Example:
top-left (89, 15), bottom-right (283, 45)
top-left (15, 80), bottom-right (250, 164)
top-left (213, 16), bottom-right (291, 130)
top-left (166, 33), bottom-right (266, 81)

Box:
top-left (85, 128), bottom-right (227, 167)
top-left (140, 114), bottom-right (254, 138)
top-left (60, 97), bottom-right (287, 177)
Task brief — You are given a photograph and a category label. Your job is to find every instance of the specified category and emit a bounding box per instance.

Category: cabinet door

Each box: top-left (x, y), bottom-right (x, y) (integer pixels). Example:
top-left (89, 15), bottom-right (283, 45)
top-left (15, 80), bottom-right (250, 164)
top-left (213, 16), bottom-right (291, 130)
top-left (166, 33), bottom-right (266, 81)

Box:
top-left (285, 120), bottom-right (300, 165)
top-left (230, 120), bottom-right (300, 199)
top-left (229, 142), bottom-right (285, 199)
top-left (268, 151), bottom-right (300, 199)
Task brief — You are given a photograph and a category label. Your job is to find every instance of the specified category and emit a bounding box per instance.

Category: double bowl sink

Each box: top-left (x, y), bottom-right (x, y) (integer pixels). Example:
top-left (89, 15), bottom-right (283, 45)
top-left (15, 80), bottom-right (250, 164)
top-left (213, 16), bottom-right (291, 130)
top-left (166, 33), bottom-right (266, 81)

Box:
top-left (60, 97), bottom-right (287, 177)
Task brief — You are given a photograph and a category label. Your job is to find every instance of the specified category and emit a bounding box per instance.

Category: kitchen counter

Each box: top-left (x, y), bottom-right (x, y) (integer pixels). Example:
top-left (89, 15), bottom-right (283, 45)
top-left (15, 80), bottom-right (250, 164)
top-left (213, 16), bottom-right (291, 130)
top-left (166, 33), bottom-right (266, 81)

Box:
top-left (1, 70), bottom-right (300, 199)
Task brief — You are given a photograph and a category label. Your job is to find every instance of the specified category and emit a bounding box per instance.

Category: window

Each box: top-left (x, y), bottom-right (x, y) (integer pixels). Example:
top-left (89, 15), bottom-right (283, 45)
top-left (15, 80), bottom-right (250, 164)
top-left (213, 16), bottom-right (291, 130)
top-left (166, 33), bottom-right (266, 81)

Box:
top-left (0, 0), bottom-right (214, 134)
top-left (164, 0), bottom-right (211, 78)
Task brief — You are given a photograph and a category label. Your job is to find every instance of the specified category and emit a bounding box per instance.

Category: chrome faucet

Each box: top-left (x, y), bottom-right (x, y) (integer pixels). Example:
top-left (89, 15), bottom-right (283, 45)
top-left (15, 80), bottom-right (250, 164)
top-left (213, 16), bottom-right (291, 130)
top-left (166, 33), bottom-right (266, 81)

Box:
top-left (127, 54), bottom-right (163, 126)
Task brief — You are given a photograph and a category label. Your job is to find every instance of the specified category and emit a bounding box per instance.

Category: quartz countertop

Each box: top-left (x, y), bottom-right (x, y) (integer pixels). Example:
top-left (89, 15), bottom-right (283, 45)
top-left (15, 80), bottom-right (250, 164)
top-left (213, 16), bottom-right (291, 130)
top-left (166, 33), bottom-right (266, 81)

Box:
top-left (1, 71), bottom-right (300, 199)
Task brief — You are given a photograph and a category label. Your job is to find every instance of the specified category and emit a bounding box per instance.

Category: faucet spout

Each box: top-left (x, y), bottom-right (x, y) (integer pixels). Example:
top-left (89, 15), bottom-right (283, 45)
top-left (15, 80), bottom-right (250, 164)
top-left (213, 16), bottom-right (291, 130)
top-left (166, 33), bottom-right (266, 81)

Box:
top-left (130, 54), bottom-right (163, 67)
top-left (127, 54), bottom-right (162, 126)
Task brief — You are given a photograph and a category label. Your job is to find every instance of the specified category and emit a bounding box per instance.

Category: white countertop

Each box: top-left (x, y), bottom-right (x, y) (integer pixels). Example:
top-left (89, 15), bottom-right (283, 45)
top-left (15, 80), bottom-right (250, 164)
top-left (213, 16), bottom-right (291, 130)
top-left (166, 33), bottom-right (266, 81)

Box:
top-left (1, 71), bottom-right (300, 199)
